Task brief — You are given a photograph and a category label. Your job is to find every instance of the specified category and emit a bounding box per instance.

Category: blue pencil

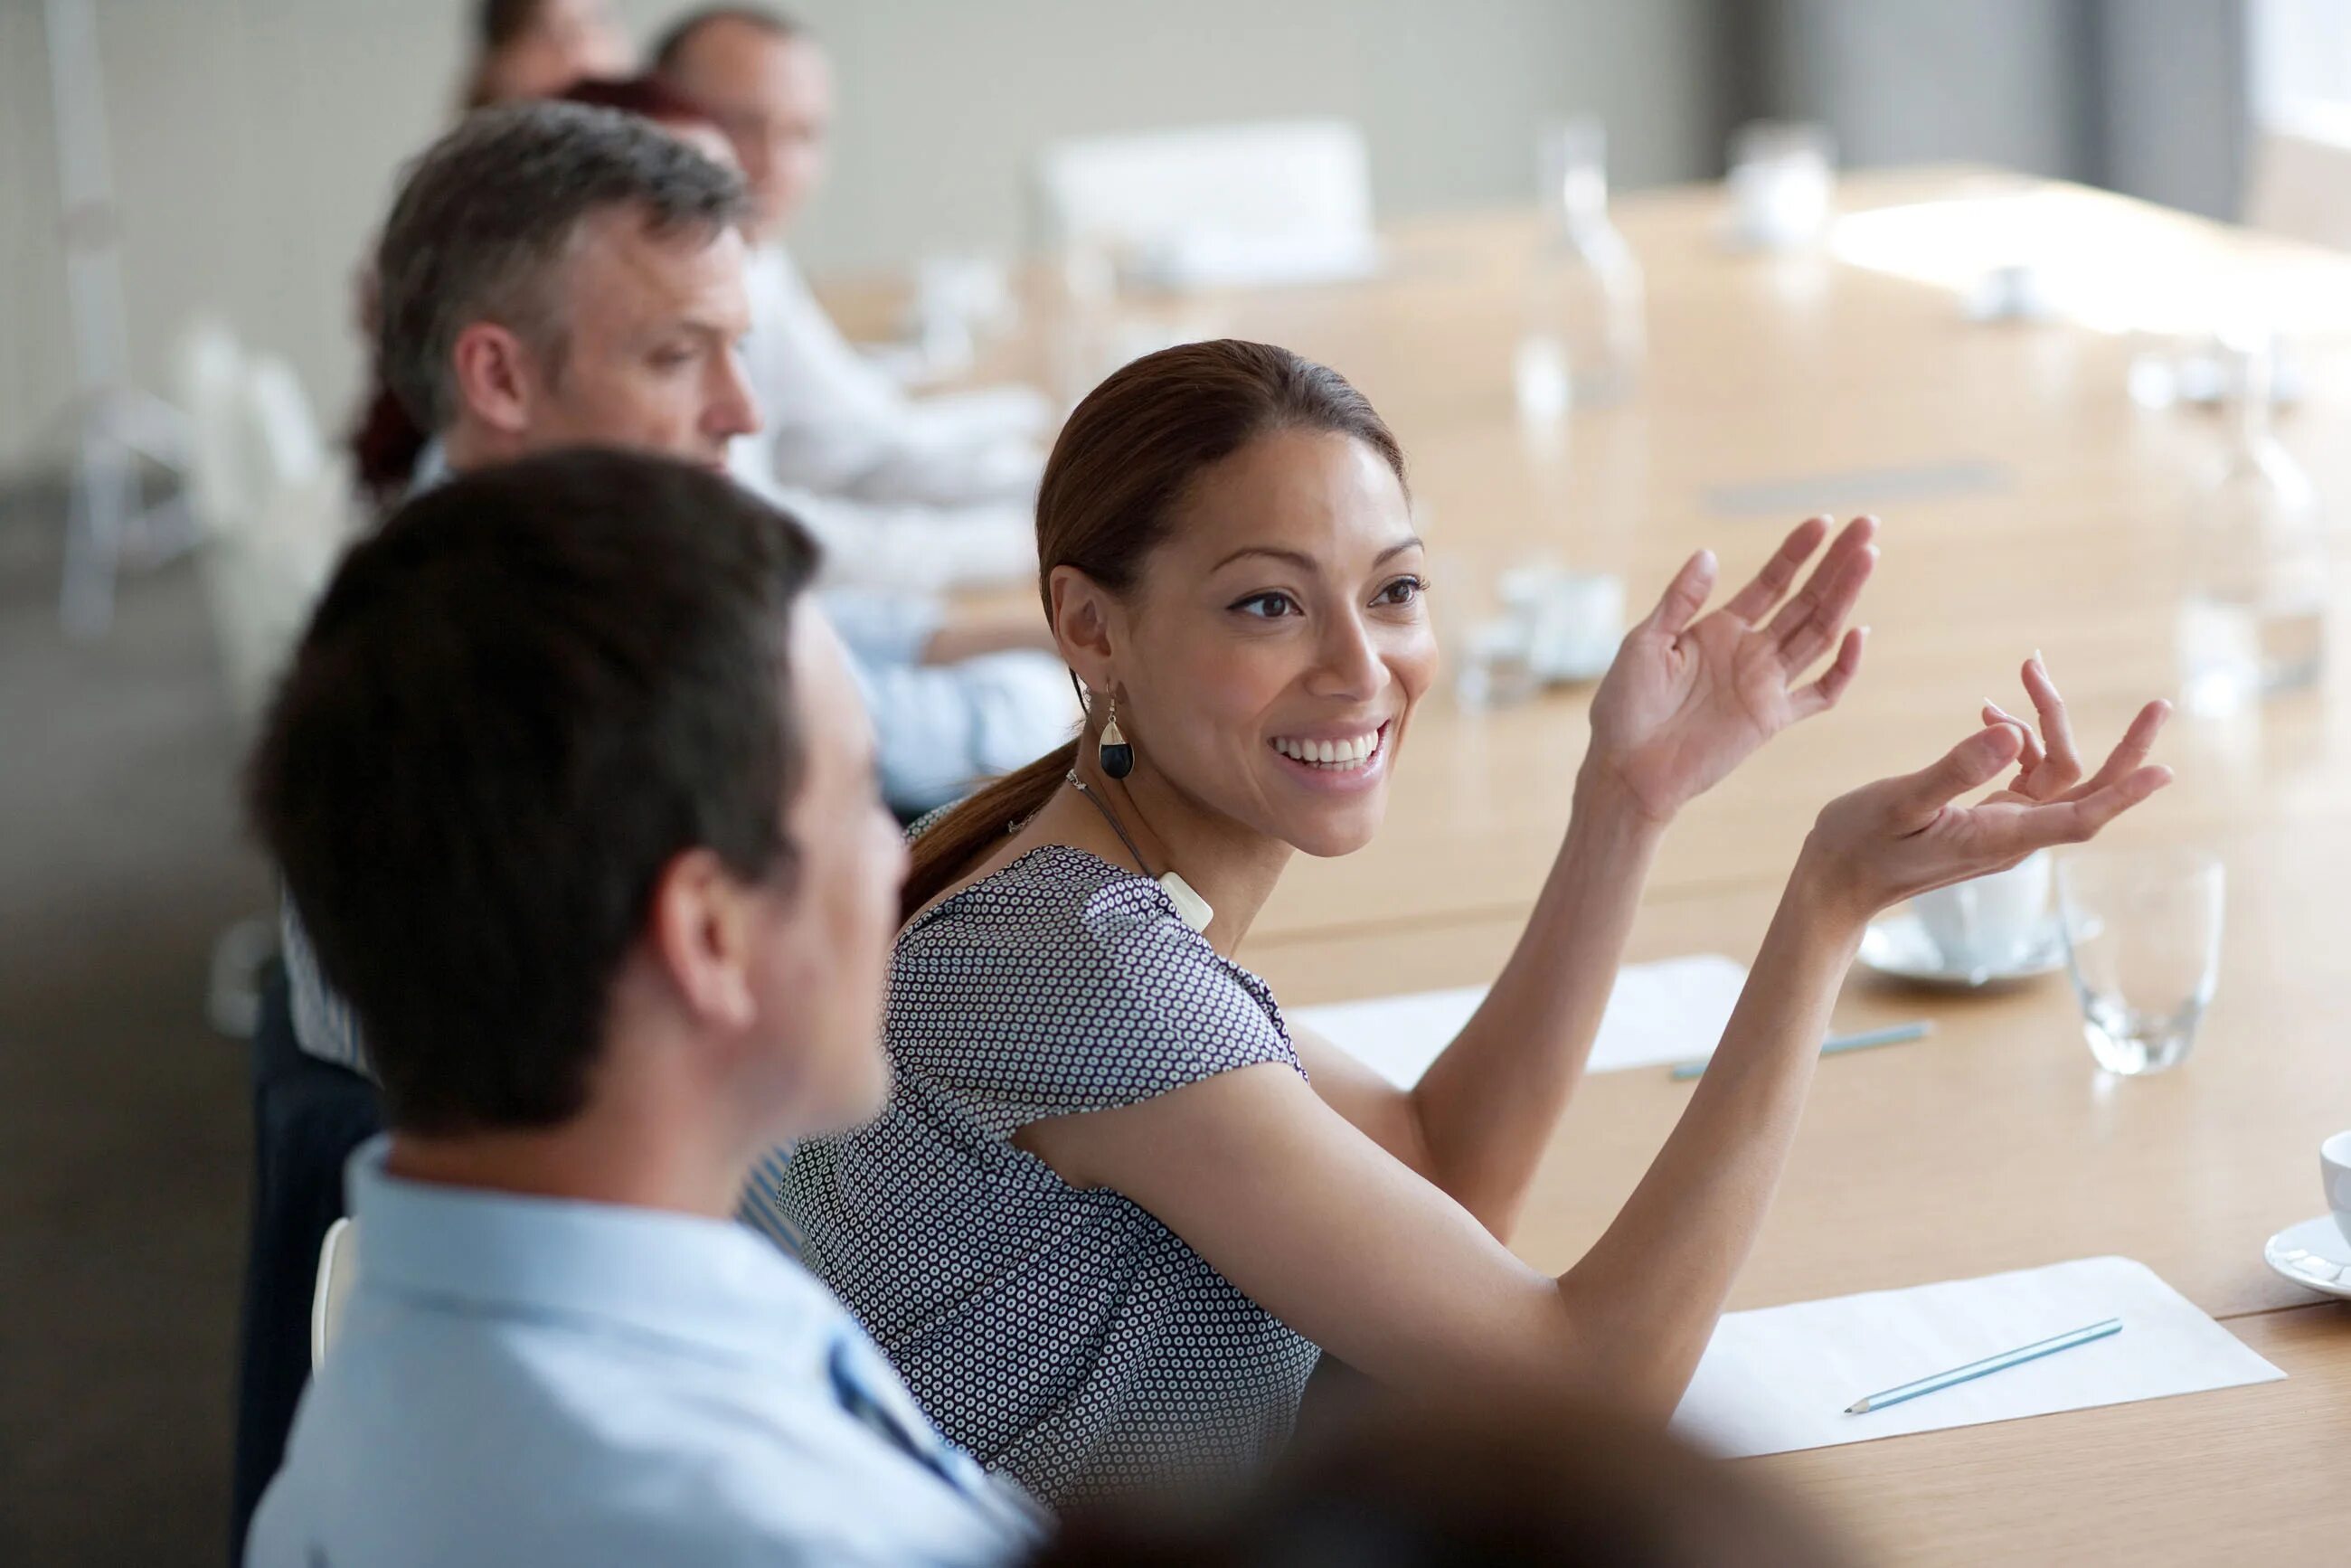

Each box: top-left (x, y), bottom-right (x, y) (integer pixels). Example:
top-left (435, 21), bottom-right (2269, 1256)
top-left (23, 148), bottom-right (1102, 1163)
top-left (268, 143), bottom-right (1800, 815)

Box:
top-left (1668, 1020), bottom-right (1933, 1081)
top-left (1846, 1318), bottom-right (2125, 1415)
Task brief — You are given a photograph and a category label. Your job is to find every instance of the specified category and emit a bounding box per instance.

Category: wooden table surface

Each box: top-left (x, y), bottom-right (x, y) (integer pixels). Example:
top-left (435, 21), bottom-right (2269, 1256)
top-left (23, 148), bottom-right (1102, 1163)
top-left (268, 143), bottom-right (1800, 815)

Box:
top-left (843, 168), bottom-right (2351, 1562)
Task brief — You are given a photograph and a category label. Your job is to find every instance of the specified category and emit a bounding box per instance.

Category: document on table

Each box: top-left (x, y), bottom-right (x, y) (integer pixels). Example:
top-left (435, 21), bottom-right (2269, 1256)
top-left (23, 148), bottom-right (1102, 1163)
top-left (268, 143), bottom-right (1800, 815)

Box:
top-left (1286, 955), bottom-right (1747, 1088)
top-left (1671, 1256), bottom-right (2284, 1459)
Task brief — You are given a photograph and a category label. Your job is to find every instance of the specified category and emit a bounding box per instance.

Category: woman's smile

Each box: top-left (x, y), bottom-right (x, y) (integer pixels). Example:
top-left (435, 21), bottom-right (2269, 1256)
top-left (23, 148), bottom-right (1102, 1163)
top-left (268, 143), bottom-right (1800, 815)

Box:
top-left (1265, 719), bottom-right (1395, 791)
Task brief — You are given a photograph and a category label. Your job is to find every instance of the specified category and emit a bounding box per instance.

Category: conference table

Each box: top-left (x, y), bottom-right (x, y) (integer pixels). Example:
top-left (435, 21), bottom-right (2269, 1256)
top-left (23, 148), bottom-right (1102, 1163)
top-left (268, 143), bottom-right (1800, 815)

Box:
top-left (842, 167), bottom-right (2351, 1563)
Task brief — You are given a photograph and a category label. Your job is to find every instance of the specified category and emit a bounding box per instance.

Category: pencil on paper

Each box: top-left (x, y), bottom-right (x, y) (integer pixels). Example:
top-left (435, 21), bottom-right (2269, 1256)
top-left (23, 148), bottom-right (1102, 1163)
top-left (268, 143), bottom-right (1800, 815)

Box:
top-left (1845, 1318), bottom-right (2124, 1415)
top-left (1668, 1020), bottom-right (1933, 1081)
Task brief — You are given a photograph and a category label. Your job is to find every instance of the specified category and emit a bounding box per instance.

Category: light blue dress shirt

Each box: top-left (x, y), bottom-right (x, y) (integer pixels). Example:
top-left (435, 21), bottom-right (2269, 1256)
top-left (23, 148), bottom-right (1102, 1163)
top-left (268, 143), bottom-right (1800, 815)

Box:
top-left (245, 1138), bottom-right (1043, 1567)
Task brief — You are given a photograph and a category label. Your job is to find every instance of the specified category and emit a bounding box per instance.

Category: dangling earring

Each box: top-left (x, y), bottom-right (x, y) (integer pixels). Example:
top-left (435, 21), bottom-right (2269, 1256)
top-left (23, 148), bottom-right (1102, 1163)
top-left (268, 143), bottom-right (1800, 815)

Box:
top-left (1097, 691), bottom-right (1135, 779)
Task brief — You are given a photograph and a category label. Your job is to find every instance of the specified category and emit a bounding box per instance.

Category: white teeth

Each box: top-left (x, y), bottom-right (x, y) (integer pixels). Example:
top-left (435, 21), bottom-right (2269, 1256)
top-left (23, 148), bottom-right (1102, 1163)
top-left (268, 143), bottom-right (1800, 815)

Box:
top-left (1270, 729), bottom-right (1383, 769)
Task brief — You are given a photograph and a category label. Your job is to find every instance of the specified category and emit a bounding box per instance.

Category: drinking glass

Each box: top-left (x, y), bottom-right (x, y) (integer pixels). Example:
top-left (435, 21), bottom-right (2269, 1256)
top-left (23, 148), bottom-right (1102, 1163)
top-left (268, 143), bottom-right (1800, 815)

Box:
top-left (1725, 119), bottom-right (1835, 250)
top-left (2054, 850), bottom-right (2224, 1076)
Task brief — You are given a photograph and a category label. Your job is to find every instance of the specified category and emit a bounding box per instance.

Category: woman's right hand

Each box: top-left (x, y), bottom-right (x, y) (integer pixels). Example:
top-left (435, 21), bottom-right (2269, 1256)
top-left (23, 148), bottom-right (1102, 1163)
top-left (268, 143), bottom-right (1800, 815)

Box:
top-left (1794, 704), bottom-right (2173, 930)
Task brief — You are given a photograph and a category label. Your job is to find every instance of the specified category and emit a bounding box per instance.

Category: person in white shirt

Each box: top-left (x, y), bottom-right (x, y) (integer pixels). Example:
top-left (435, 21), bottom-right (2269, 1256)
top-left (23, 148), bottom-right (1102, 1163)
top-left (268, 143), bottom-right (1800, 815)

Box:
top-left (654, 6), bottom-right (1053, 515)
top-left (242, 449), bottom-right (1043, 1566)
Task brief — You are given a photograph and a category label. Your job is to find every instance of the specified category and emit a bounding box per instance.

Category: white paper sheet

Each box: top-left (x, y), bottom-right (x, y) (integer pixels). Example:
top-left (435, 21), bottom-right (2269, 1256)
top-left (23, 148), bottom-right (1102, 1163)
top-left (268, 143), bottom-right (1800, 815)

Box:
top-left (1671, 1256), bottom-right (2284, 1459)
top-left (1286, 955), bottom-right (1748, 1089)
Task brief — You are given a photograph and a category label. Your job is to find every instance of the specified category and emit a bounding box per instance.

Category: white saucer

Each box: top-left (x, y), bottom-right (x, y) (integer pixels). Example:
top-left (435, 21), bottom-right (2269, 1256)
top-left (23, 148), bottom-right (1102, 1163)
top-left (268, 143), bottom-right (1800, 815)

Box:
top-left (2263, 1214), bottom-right (2351, 1300)
top-left (1856, 911), bottom-right (2066, 990)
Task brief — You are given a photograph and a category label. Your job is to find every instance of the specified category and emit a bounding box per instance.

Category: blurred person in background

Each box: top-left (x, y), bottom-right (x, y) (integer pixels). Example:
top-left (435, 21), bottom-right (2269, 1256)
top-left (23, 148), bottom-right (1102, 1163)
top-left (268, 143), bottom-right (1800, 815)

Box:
top-left (291, 100), bottom-right (1075, 1083)
top-left (243, 451), bottom-right (1042, 1566)
top-left (655, 6), bottom-right (1053, 514)
top-left (354, 75), bottom-right (722, 499)
top-left (352, 1), bottom-right (645, 501)
top-left (460, 0), bottom-right (632, 109)
top-left (358, 68), bottom-right (1040, 586)
top-left (1035, 1392), bottom-right (1858, 1568)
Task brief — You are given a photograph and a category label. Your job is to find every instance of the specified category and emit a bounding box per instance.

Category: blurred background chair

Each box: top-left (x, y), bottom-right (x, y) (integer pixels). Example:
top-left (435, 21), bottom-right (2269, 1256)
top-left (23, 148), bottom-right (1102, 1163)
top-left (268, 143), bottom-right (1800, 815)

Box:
top-left (175, 320), bottom-right (360, 1038)
top-left (1034, 118), bottom-right (1380, 290)
top-left (309, 1217), bottom-right (358, 1370)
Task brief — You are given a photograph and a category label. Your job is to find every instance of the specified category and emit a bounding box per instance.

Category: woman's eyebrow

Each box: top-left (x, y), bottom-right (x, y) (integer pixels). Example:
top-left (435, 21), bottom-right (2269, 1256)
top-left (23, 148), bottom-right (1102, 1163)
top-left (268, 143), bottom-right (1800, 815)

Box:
top-left (1211, 536), bottom-right (1425, 573)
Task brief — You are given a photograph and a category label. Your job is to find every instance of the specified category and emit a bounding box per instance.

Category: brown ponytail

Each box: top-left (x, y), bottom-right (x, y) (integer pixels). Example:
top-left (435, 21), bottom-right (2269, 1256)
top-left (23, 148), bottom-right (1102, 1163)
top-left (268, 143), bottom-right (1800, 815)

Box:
top-left (898, 339), bottom-right (1406, 920)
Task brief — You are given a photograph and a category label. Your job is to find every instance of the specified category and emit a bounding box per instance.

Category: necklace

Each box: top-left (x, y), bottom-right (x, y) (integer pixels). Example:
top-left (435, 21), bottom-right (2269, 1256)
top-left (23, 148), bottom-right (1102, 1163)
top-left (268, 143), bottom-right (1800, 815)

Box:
top-left (1063, 770), bottom-right (1215, 933)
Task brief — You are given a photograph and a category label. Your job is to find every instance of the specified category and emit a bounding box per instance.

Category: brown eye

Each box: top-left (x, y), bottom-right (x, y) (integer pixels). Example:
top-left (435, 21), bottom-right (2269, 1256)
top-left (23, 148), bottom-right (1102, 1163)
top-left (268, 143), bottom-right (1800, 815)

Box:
top-left (1374, 575), bottom-right (1427, 607)
top-left (1232, 591), bottom-right (1299, 619)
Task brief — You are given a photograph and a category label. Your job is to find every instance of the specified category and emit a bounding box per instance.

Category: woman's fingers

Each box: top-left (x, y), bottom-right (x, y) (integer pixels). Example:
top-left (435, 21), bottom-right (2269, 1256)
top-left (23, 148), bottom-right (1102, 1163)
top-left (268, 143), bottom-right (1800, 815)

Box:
top-left (1993, 762), bottom-right (2173, 853)
top-left (1982, 700), bottom-right (2045, 779)
top-left (1765, 518), bottom-right (1879, 659)
top-left (1772, 539), bottom-right (1880, 675)
top-left (1720, 515), bottom-right (1831, 624)
top-left (2074, 699), bottom-right (2174, 796)
top-left (1896, 723), bottom-right (2026, 823)
top-left (1642, 549), bottom-right (1719, 638)
top-left (1788, 626), bottom-right (1868, 719)
top-left (2019, 655), bottom-right (2082, 786)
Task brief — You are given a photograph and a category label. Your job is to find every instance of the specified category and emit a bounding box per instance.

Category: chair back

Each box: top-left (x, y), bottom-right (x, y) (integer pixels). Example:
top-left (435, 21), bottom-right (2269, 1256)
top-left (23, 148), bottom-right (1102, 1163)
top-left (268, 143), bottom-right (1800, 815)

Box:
top-left (1034, 118), bottom-right (1379, 288)
top-left (310, 1216), bottom-right (358, 1369)
top-left (175, 321), bottom-right (358, 728)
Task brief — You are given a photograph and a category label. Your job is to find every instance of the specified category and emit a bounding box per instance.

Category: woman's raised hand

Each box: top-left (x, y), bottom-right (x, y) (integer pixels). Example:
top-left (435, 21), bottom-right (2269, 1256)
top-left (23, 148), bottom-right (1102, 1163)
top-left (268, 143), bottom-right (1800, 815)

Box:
top-left (1585, 515), bottom-right (1877, 824)
top-left (1979, 654), bottom-right (2173, 812)
top-left (1797, 694), bottom-right (2173, 929)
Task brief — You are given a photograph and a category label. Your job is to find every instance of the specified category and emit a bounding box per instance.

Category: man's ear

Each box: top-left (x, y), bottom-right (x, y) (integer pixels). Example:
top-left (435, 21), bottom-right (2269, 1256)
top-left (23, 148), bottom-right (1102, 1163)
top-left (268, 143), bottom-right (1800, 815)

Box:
top-left (448, 321), bottom-right (538, 437)
top-left (1046, 563), bottom-right (1120, 694)
top-left (643, 848), bottom-right (760, 1033)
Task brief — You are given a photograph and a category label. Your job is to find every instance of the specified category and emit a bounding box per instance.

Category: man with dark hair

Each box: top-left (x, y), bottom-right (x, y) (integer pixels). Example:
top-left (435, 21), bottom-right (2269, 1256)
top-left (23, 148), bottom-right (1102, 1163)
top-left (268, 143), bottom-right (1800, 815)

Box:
top-left (284, 100), bottom-right (1073, 1087)
top-left (654, 6), bottom-right (1053, 513)
top-left (242, 450), bottom-right (1040, 1565)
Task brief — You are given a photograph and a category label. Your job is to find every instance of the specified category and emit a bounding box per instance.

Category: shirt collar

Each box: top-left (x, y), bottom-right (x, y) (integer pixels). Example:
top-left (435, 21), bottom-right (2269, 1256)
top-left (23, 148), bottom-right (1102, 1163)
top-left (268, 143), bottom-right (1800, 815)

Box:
top-left (407, 436), bottom-right (451, 497)
top-left (344, 1134), bottom-right (841, 1366)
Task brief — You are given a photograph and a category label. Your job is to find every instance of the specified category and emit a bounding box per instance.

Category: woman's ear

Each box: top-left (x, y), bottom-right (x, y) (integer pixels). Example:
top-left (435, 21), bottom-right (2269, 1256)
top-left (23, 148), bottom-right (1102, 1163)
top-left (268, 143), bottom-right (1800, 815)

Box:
top-left (1046, 564), bottom-right (1119, 690)
top-left (643, 847), bottom-right (760, 1033)
top-left (448, 321), bottom-right (536, 437)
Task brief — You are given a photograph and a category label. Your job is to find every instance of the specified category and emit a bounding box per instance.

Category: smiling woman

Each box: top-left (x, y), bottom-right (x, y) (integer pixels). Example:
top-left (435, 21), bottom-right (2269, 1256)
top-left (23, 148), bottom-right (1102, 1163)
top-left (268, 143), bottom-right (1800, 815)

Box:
top-left (779, 339), bottom-right (2176, 1509)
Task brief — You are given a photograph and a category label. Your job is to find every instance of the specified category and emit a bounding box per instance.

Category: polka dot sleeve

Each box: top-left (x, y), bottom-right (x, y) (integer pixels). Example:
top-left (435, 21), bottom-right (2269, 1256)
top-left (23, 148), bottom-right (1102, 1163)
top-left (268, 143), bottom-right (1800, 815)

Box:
top-left (890, 846), bottom-right (1301, 1143)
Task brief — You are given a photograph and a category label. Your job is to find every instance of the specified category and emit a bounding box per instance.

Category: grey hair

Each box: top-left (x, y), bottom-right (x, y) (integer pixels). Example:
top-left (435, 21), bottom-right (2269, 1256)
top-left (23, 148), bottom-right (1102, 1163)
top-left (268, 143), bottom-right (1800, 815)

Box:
top-left (374, 99), bottom-right (748, 433)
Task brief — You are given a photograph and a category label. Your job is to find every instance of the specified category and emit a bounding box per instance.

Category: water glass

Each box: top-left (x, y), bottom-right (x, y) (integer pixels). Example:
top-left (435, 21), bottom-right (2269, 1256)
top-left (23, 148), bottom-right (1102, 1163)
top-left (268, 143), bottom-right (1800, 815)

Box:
top-left (2054, 850), bottom-right (2224, 1075)
top-left (1725, 120), bottom-right (1835, 250)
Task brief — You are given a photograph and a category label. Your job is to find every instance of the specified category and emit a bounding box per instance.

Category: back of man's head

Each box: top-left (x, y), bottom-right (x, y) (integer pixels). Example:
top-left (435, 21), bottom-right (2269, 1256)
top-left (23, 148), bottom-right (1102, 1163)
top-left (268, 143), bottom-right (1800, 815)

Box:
top-left (246, 449), bottom-right (817, 1135)
top-left (375, 100), bottom-right (747, 435)
top-left (649, 5), bottom-right (802, 75)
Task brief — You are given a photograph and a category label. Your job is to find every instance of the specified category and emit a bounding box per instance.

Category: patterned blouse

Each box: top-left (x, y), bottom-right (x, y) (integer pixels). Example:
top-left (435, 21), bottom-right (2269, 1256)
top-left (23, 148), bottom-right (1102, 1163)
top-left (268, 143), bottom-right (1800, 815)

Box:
top-left (779, 844), bottom-right (1320, 1507)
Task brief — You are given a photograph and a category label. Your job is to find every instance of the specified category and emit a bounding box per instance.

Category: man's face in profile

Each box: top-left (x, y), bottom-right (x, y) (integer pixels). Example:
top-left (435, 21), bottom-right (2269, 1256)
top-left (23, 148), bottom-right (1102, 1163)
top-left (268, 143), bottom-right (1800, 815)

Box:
top-left (520, 208), bottom-right (761, 468)
top-left (663, 22), bottom-right (835, 245)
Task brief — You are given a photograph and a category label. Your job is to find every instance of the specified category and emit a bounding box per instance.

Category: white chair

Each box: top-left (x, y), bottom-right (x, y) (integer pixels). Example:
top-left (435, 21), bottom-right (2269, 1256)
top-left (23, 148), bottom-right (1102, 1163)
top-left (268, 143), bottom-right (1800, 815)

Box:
top-left (174, 320), bottom-right (358, 732)
top-left (1034, 118), bottom-right (1380, 289)
top-left (2245, 105), bottom-right (2351, 251)
top-left (175, 321), bottom-right (360, 1034)
top-left (310, 1216), bottom-right (359, 1369)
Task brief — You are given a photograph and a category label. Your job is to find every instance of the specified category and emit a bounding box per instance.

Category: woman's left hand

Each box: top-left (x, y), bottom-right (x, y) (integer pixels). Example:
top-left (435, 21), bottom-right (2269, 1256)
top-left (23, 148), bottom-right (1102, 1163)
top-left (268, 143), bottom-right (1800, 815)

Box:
top-left (1586, 515), bottom-right (1878, 824)
top-left (1979, 654), bottom-right (2172, 810)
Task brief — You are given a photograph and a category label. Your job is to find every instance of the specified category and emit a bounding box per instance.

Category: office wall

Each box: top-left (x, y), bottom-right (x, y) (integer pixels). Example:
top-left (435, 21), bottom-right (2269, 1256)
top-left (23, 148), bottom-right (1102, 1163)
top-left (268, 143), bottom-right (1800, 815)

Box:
top-left (1756, 0), bottom-right (2248, 219)
top-left (0, 0), bottom-right (1722, 474)
top-left (1767, 0), bottom-right (2088, 179)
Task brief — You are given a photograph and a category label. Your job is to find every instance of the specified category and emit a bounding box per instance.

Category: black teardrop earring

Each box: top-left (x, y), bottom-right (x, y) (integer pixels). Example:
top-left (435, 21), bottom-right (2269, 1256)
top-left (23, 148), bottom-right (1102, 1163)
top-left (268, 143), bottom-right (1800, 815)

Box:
top-left (1097, 692), bottom-right (1135, 779)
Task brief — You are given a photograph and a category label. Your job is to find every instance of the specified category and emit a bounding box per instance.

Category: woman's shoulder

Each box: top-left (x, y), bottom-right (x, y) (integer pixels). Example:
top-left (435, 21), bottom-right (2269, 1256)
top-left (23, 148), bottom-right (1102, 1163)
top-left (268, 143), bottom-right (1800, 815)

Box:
top-left (892, 842), bottom-right (1289, 1057)
top-left (901, 842), bottom-right (1194, 965)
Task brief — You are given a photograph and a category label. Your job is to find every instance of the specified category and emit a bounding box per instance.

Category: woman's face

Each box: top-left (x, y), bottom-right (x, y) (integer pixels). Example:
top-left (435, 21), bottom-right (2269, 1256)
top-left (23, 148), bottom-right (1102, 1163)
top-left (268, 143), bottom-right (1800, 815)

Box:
top-left (1095, 429), bottom-right (1437, 859)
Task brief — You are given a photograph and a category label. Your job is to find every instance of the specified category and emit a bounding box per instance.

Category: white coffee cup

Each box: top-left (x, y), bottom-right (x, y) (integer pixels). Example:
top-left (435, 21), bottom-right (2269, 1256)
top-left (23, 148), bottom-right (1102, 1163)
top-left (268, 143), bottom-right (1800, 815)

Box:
top-left (2322, 1129), bottom-right (2351, 1251)
top-left (1913, 852), bottom-right (2052, 973)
